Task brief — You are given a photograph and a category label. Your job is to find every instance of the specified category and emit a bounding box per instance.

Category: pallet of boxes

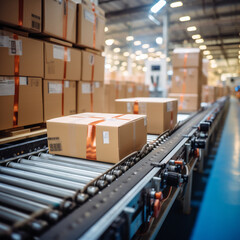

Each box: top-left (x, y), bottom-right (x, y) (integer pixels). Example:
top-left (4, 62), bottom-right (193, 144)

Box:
top-left (169, 48), bottom-right (203, 113)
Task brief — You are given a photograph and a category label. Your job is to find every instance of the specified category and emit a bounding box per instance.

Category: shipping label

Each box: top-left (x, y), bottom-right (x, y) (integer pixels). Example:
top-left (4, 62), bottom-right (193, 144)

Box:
top-left (0, 36), bottom-right (9, 47)
top-left (128, 87), bottom-right (133, 93)
top-left (103, 131), bottom-right (110, 144)
top-left (94, 82), bottom-right (100, 88)
top-left (20, 77), bottom-right (28, 86)
top-left (48, 82), bottom-right (62, 94)
top-left (64, 81), bottom-right (70, 88)
top-left (0, 78), bottom-right (15, 96)
top-left (139, 102), bottom-right (147, 114)
top-left (89, 54), bottom-right (95, 66)
top-left (82, 83), bottom-right (92, 94)
top-left (167, 102), bottom-right (173, 112)
top-left (127, 102), bottom-right (133, 113)
top-left (9, 39), bottom-right (22, 56)
top-left (84, 10), bottom-right (95, 24)
top-left (53, 45), bottom-right (71, 61)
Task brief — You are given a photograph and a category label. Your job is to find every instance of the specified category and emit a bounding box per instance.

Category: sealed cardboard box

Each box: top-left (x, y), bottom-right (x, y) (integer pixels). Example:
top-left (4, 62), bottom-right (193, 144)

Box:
top-left (0, 0), bottom-right (41, 32)
top-left (135, 84), bottom-right (144, 97)
top-left (77, 81), bottom-right (104, 113)
top-left (44, 42), bottom-right (81, 80)
top-left (0, 30), bottom-right (43, 77)
top-left (202, 85), bottom-right (216, 103)
top-left (171, 68), bottom-right (201, 94)
top-left (115, 97), bottom-right (178, 134)
top-left (143, 85), bottom-right (149, 97)
top-left (77, 0), bottom-right (105, 51)
top-left (81, 51), bottom-right (104, 81)
top-left (43, 79), bottom-right (76, 121)
top-left (43, 0), bottom-right (76, 43)
top-left (47, 113), bottom-right (147, 163)
top-left (104, 84), bottom-right (110, 113)
top-left (125, 82), bottom-right (136, 98)
top-left (172, 48), bottom-right (202, 68)
top-left (168, 93), bottom-right (200, 112)
top-left (0, 77), bottom-right (43, 131)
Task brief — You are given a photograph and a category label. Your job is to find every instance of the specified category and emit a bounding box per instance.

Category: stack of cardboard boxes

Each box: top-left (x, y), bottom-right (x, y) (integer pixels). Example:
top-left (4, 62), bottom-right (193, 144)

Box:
top-left (169, 48), bottom-right (203, 112)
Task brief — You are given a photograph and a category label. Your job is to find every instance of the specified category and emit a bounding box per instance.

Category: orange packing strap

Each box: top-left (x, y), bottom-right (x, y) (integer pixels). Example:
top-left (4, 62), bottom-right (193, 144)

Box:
top-left (63, 0), bottom-right (68, 40)
top-left (133, 100), bottom-right (139, 114)
top-left (13, 34), bottom-right (20, 127)
top-left (179, 53), bottom-right (188, 111)
top-left (18, 0), bottom-right (23, 26)
top-left (92, 3), bottom-right (96, 49)
top-left (61, 46), bottom-right (68, 116)
top-left (86, 114), bottom-right (128, 160)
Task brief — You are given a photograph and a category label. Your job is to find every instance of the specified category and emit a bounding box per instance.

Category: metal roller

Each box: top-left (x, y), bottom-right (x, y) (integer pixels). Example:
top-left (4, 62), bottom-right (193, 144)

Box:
top-left (30, 156), bottom-right (106, 174)
top-left (0, 222), bottom-right (11, 235)
top-left (0, 166), bottom-right (85, 191)
top-left (39, 153), bottom-right (112, 170)
top-left (0, 183), bottom-right (73, 210)
top-left (0, 206), bottom-right (48, 232)
top-left (7, 162), bottom-right (93, 184)
top-left (0, 174), bottom-right (76, 200)
top-left (18, 158), bottom-right (100, 178)
top-left (0, 192), bottom-right (61, 223)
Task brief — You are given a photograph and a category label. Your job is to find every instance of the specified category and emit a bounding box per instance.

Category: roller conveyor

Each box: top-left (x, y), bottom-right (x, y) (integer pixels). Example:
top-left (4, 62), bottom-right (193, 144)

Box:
top-left (0, 97), bottom-right (229, 240)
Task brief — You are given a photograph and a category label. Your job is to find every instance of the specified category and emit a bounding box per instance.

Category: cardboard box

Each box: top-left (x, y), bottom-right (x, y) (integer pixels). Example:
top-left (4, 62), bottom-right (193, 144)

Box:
top-left (143, 85), bottom-right (149, 97)
top-left (81, 51), bottom-right (104, 81)
top-left (168, 93), bottom-right (200, 112)
top-left (172, 68), bottom-right (201, 94)
top-left (104, 84), bottom-right (110, 113)
top-left (47, 113), bottom-right (147, 163)
top-left (0, 0), bottom-right (42, 32)
top-left (135, 84), bottom-right (144, 97)
top-left (0, 30), bottom-right (43, 77)
top-left (0, 77), bottom-right (43, 131)
top-left (125, 82), bottom-right (136, 98)
top-left (43, 0), bottom-right (76, 43)
top-left (115, 97), bottom-right (178, 134)
top-left (77, 81), bottom-right (104, 113)
top-left (43, 79), bottom-right (77, 121)
top-left (44, 42), bottom-right (81, 80)
top-left (172, 48), bottom-right (202, 68)
top-left (202, 85), bottom-right (216, 103)
top-left (77, 0), bottom-right (105, 51)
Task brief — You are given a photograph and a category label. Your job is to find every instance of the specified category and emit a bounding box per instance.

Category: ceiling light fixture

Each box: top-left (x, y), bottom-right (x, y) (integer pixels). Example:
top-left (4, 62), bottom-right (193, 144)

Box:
top-left (206, 55), bottom-right (213, 60)
top-left (179, 16), bottom-right (191, 22)
top-left (151, 0), bottom-right (166, 13)
top-left (156, 37), bottom-right (163, 45)
top-left (187, 26), bottom-right (197, 32)
top-left (135, 50), bottom-right (142, 55)
top-left (126, 36), bottom-right (134, 41)
top-left (195, 38), bottom-right (204, 43)
top-left (203, 50), bottom-right (211, 55)
top-left (104, 27), bottom-right (108, 32)
top-left (123, 52), bottom-right (130, 57)
top-left (105, 39), bottom-right (114, 46)
top-left (134, 40), bottom-right (141, 46)
top-left (170, 1), bottom-right (183, 8)
top-left (192, 34), bottom-right (201, 39)
top-left (148, 14), bottom-right (161, 25)
top-left (199, 45), bottom-right (207, 50)
top-left (148, 48), bottom-right (155, 53)
top-left (142, 44), bottom-right (150, 49)
top-left (113, 48), bottom-right (121, 53)
top-left (114, 60), bottom-right (120, 65)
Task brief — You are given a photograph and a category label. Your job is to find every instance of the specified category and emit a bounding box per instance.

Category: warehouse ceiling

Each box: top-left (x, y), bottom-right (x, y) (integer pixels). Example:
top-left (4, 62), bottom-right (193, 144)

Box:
top-left (100, 0), bottom-right (240, 75)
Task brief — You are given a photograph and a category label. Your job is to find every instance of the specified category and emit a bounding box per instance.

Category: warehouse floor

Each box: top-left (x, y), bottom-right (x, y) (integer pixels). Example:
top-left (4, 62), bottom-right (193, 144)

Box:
top-left (157, 97), bottom-right (240, 240)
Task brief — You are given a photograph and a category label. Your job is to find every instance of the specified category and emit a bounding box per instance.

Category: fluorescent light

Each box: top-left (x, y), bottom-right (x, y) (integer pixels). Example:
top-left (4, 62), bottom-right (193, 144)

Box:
top-left (192, 34), bottom-right (201, 39)
top-left (113, 55), bottom-right (118, 60)
top-left (206, 55), bottom-right (213, 60)
top-left (105, 64), bottom-right (111, 69)
top-left (151, 0), bottom-right (166, 13)
top-left (161, 53), bottom-right (166, 59)
top-left (166, 57), bottom-right (170, 62)
top-left (126, 36), bottom-right (134, 41)
top-left (121, 62), bottom-right (127, 66)
top-left (170, 1), bottom-right (183, 8)
top-left (137, 65), bottom-right (142, 70)
top-left (238, 55), bottom-right (240, 59)
top-left (156, 51), bottom-right (162, 55)
top-left (211, 63), bottom-right (217, 68)
top-left (105, 39), bottom-right (114, 46)
top-left (114, 60), bottom-right (120, 65)
top-left (132, 63), bottom-right (137, 67)
top-left (101, 52), bottom-right (106, 57)
top-left (142, 67), bottom-right (147, 72)
top-left (123, 52), bottom-right (130, 57)
top-left (179, 16), bottom-right (191, 22)
top-left (136, 56), bottom-right (141, 61)
top-left (195, 38), bottom-right (204, 43)
top-left (140, 54), bottom-right (148, 60)
top-left (187, 26), bottom-right (197, 32)
top-left (104, 27), bottom-right (108, 32)
top-left (130, 54), bottom-right (135, 59)
top-left (148, 48), bottom-right (155, 53)
top-left (113, 48), bottom-right (120, 53)
top-left (142, 44), bottom-right (150, 49)
top-left (135, 50), bottom-right (142, 55)
top-left (148, 14), bottom-right (161, 25)
top-left (203, 50), bottom-right (211, 55)
top-left (199, 45), bottom-right (207, 50)
top-left (120, 66), bottom-right (125, 71)
top-left (134, 40), bottom-right (141, 46)
top-left (156, 37), bottom-right (163, 45)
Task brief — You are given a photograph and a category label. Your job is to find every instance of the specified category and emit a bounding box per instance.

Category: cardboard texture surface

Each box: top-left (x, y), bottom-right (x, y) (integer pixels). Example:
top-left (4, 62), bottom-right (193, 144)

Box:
top-left (0, 30), bottom-right (43, 77)
top-left (115, 97), bottom-right (178, 134)
top-left (44, 42), bottom-right (81, 80)
top-left (43, 0), bottom-right (76, 43)
top-left (202, 85), bottom-right (216, 103)
top-left (0, 0), bottom-right (42, 32)
top-left (43, 79), bottom-right (76, 121)
top-left (0, 77), bottom-right (43, 130)
top-left (47, 113), bottom-right (147, 163)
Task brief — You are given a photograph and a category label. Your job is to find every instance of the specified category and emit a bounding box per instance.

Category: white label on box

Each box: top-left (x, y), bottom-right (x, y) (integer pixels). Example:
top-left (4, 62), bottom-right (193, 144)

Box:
top-left (103, 131), bottom-right (109, 144)
top-left (8, 39), bottom-right (22, 55)
top-left (94, 82), bottom-right (100, 88)
top-left (139, 102), bottom-right (147, 114)
top-left (53, 45), bottom-right (71, 61)
top-left (48, 82), bottom-right (62, 94)
top-left (144, 117), bottom-right (147, 126)
top-left (84, 10), bottom-right (95, 23)
top-left (0, 78), bottom-right (15, 96)
top-left (89, 54), bottom-right (94, 66)
top-left (128, 87), bottom-right (133, 93)
top-left (64, 81), bottom-right (70, 88)
top-left (0, 36), bottom-right (9, 47)
top-left (137, 85), bottom-right (143, 91)
top-left (82, 83), bottom-right (92, 94)
top-left (127, 102), bottom-right (132, 113)
top-left (167, 102), bottom-right (173, 112)
top-left (20, 77), bottom-right (28, 85)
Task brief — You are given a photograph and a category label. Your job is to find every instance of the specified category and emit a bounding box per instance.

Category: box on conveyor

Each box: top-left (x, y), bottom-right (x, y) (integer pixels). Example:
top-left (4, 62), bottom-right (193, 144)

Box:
top-left (47, 113), bottom-right (147, 163)
top-left (0, 0), bottom-right (42, 33)
top-left (115, 97), bottom-right (178, 134)
top-left (44, 42), bottom-right (81, 80)
top-left (81, 50), bottom-right (105, 81)
top-left (43, 79), bottom-right (77, 121)
top-left (43, 0), bottom-right (76, 43)
top-left (202, 85), bottom-right (216, 103)
top-left (77, 81), bottom-right (104, 113)
top-left (0, 30), bottom-right (43, 77)
top-left (168, 93), bottom-right (200, 113)
top-left (77, 0), bottom-right (105, 51)
top-left (0, 77), bottom-right (43, 131)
